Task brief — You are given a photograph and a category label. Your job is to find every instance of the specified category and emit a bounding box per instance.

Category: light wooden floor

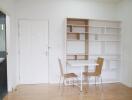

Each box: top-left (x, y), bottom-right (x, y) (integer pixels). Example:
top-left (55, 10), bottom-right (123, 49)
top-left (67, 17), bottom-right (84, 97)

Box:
top-left (4, 83), bottom-right (132, 100)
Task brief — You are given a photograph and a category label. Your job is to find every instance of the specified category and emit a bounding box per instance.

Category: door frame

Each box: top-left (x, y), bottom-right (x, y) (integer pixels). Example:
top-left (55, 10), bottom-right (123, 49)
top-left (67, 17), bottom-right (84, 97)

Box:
top-left (0, 10), bottom-right (8, 97)
top-left (17, 19), bottom-right (50, 84)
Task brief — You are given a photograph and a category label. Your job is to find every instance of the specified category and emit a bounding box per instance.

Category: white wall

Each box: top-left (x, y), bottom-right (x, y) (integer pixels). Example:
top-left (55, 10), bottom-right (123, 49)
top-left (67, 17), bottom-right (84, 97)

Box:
top-left (0, 0), bottom-right (17, 91)
top-left (15, 0), bottom-right (119, 84)
top-left (1, 0), bottom-right (132, 92)
top-left (117, 0), bottom-right (132, 87)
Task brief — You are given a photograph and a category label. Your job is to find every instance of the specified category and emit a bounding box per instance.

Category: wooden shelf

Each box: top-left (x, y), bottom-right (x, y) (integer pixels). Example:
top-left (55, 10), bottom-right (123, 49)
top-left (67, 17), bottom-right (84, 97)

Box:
top-left (89, 25), bottom-right (121, 29)
top-left (89, 19), bottom-right (121, 23)
top-left (67, 24), bottom-right (89, 27)
top-left (89, 40), bottom-right (120, 42)
top-left (67, 53), bottom-right (88, 56)
top-left (105, 27), bottom-right (121, 29)
top-left (88, 55), bottom-right (120, 57)
top-left (68, 25), bottom-right (121, 29)
top-left (67, 39), bottom-right (86, 41)
top-left (89, 33), bottom-right (120, 35)
top-left (67, 32), bottom-right (88, 34)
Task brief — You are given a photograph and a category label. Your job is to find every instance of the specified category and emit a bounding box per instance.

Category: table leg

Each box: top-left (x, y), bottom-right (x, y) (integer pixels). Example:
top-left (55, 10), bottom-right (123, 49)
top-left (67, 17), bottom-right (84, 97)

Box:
top-left (80, 67), bottom-right (82, 92)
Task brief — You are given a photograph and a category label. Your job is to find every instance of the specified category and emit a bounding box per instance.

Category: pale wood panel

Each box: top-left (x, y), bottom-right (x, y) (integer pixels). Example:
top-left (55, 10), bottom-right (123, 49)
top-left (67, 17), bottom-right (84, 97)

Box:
top-left (4, 83), bottom-right (132, 100)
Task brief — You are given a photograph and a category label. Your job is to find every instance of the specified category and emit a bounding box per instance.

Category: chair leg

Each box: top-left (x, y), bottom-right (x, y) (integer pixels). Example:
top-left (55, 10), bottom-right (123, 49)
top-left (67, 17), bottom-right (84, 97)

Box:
top-left (95, 77), bottom-right (98, 91)
top-left (95, 77), bottom-right (96, 86)
top-left (75, 77), bottom-right (78, 85)
top-left (100, 76), bottom-right (103, 91)
top-left (59, 76), bottom-right (62, 88)
top-left (86, 76), bottom-right (90, 92)
top-left (61, 78), bottom-right (65, 95)
top-left (72, 78), bottom-right (74, 87)
top-left (75, 77), bottom-right (80, 91)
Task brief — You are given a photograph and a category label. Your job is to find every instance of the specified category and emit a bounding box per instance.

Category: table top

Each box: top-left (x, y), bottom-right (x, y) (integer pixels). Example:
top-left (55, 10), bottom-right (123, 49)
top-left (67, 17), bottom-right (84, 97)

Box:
top-left (67, 60), bottom-right (98, 67)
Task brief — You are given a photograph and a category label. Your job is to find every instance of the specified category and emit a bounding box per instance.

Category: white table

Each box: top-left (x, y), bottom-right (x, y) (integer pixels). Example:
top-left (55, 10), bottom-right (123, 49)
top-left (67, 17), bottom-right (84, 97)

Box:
top-left (67, 60), bottom-right (98, 92)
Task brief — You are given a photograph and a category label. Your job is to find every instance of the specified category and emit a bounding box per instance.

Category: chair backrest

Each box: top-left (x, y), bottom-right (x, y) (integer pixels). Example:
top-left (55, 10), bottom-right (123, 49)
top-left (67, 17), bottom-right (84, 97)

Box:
top-left (58, 59), bottom-right (64, 76)
top-left (95, 57), bottom-right (104, 76)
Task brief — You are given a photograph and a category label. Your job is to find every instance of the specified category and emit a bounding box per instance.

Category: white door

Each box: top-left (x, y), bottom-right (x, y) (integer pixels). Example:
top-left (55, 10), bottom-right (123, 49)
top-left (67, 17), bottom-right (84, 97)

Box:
top-left (19, 20), bottom-right (49, 84)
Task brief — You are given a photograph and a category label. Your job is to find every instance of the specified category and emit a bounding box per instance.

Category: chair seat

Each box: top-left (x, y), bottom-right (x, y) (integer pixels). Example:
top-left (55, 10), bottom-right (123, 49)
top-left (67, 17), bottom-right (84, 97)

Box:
top-left (64, 73), bottom-right (78, 78)
top-left (83, 72), bottom-right (97, 76)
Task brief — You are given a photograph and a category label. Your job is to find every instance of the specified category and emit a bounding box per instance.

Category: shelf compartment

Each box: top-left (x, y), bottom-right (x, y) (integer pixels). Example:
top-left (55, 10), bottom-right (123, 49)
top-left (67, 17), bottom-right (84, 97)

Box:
top-left (67, 33), bottom-right (81, 40)
top-left (89, 27), bottom-right (105, 34)
top-left (67, 41), bottom-right (85, 54)
top-left (67, 32), bottom-right (87, 40)
top-left (67, 53), bottom-right (88, 60)
top-left (89, 34), bottom-right (120, 42)
top-left (67, 18), bottom-right (88, 26)
top-left (89, 19), bottom-right (121, 28)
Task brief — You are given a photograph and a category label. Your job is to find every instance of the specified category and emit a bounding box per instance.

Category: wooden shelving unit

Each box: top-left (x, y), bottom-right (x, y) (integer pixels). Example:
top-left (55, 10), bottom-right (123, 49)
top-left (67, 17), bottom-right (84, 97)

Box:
top-left (65, 18), bottom-right (121, 82)
top-left (88, 19), bottom-right (121, 71)
top-left (65, 18), bottom-right (121, 71)
top-left (66, 18), bottom-right (89, 61)
top-left (67, 53), bottom-right (88, 60)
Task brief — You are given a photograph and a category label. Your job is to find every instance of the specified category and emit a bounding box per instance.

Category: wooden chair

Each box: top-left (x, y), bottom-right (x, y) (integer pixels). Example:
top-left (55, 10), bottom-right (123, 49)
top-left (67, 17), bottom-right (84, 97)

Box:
top-left (83, 57), bottom-right (104, 89)
top-left (58, 59), bottom-right (78, 90)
